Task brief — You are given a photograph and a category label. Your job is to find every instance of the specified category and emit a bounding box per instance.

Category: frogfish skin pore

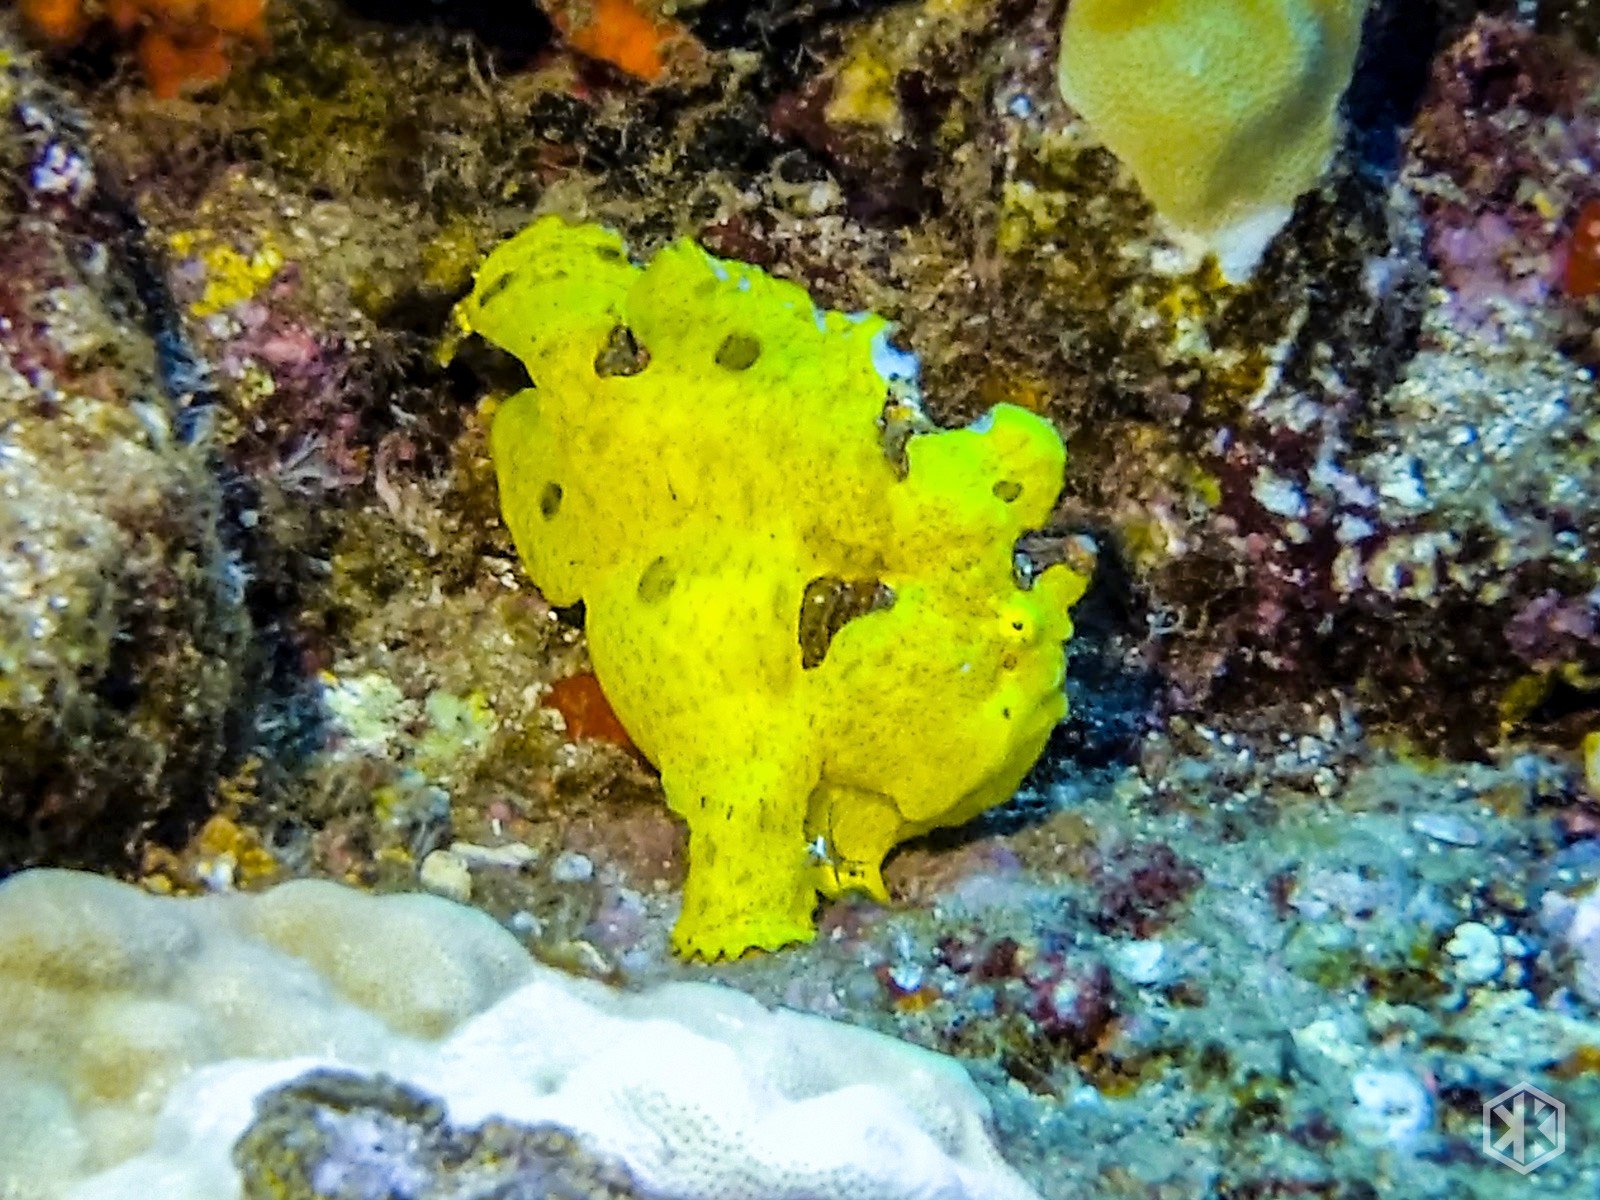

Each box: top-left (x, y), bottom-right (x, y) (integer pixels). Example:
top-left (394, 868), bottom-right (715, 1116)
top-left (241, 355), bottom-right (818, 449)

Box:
top-left (454, 217), bottom-right (1089, 961)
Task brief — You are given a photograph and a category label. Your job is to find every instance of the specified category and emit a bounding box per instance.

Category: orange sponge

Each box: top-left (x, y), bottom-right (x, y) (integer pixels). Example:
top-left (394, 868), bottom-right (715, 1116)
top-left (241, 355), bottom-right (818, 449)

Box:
top-left (20, 0), bottom-right (267, 98)
top-left (547, 0), bottom-right (694, 82)
top-left (18, 0), bottom-right (90, 43)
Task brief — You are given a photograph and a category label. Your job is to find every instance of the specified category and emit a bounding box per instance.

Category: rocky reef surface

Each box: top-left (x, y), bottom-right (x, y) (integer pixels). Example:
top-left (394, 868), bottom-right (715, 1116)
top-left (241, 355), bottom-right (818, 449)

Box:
top-left (0, 42), bottom-right (254, 866)
top-left (1, 2), bottom-right (1598, 1198)
top-left (234, 1071), bottom-right (649, 1200)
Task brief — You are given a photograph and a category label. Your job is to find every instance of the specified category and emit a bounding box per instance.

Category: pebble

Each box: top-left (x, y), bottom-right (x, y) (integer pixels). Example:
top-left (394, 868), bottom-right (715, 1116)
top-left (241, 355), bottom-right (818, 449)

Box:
top-left (841, 968), bottom-right (881, 1007)
top-left (964, 985), bottom-right (998, 1017)
top-left (450, 840), bottom-right (537, 870)
top-left (887, 961), bottom-right (926, 994)
top-left (1349, 1067), bottom-right (1432, 1146)
top-left (1544, 886), bottom-right (1600, 1004)
top-left (1410, 812), bottom-right (1481, 847)
top-left (1444, 921), bottom-right (1502, 985)
top-left (419, 850), bottom-right (472, 902)
top-left (551, 851), bottom-right (595, 884)
top-left (1292, 1017), bottom-right (1363, 1071)
top-left (1068, 1086), bottom-right (1106, 1109)
top-left (1111, 940), bottom-right (1168, 987)
top-left (507, 910), bottom-right (544, 938)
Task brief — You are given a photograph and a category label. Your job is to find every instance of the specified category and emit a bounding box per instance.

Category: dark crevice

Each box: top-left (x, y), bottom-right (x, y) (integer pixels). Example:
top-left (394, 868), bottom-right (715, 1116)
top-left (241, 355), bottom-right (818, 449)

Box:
top-left (339, 0), bottom-right (556, 69)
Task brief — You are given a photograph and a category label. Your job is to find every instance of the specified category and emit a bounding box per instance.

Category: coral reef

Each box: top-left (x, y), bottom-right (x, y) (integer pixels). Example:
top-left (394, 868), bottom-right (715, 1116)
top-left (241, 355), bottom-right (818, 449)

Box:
top-left (1404, 15), bottom-right (1598, 334)
top-left (0, 869), bottom-right (1038, 1200)
top-left (457, 217), bottom-right (1088, 960)
top-left (690, 720), bottom-right (1600, 1198)
top-left (1, 1), bottom-right (1599, 1197)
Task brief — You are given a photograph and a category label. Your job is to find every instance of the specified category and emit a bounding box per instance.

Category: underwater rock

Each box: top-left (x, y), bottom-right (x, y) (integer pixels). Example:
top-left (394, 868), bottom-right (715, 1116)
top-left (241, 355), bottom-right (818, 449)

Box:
top-left (235, 1070), bottom-right (646, 1200)
top-left (1543, 884), bottom-right (1600, 1005)
top-left (1405, 16), bottom-right (1599, 333)
top-left (0, 35), bottom-right (253, 868)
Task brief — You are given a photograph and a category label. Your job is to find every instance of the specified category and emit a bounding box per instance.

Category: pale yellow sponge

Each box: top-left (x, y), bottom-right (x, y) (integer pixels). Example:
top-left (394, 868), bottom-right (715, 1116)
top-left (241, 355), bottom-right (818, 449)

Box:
top-left (1058, 0), bottom-right (1371, 279)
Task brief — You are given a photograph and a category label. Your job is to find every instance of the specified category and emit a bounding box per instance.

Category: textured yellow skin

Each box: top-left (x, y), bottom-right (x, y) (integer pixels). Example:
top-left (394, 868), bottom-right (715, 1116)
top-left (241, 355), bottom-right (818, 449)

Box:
top-left (1058, 0), bottom-right (1370, 276)
top-left (455, 218), bottom-right (1087, 960)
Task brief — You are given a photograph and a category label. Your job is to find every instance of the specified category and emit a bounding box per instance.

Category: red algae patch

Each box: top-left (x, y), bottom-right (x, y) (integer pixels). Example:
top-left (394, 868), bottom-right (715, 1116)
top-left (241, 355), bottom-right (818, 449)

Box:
top-left (1565, 197), bottom-right (1600, 298)
top-left (543, 671), bottom-right (636, 749)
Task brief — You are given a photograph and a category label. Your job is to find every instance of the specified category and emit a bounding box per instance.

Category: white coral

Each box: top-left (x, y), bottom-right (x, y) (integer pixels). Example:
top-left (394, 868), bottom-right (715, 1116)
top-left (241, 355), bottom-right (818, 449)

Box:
top-left (0, 869), bottom-right (1036, 1200)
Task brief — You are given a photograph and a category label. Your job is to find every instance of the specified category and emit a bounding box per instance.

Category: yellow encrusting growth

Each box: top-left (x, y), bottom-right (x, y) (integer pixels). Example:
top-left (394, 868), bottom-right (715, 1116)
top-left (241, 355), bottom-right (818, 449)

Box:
top-left (454, 218), bottom-right (1088, 960)
top-left (168, 229), bottom-right (285, 316)
top-left (1058, 0), bottom-right (1371, 279)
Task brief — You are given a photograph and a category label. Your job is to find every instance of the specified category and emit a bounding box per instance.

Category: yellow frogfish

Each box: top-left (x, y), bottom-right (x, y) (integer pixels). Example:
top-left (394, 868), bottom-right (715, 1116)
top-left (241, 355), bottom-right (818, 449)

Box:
top-left (453, 218), bottom-right (1088, 960)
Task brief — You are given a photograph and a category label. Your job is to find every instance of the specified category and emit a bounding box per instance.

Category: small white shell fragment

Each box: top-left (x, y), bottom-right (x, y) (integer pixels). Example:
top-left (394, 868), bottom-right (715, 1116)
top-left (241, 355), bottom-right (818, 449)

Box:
top-left (450, 841), bottom-right (538, 870)
top-left (1349, 1067), bottom-right (1433, 1146)
top-left (1410, 812), bottom-right (1481, 847)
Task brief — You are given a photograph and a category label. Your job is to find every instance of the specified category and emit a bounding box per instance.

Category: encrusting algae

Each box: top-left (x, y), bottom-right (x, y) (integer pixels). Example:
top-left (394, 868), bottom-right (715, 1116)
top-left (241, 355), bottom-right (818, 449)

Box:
top-left (452, 218), bottom-right (1089, 961)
